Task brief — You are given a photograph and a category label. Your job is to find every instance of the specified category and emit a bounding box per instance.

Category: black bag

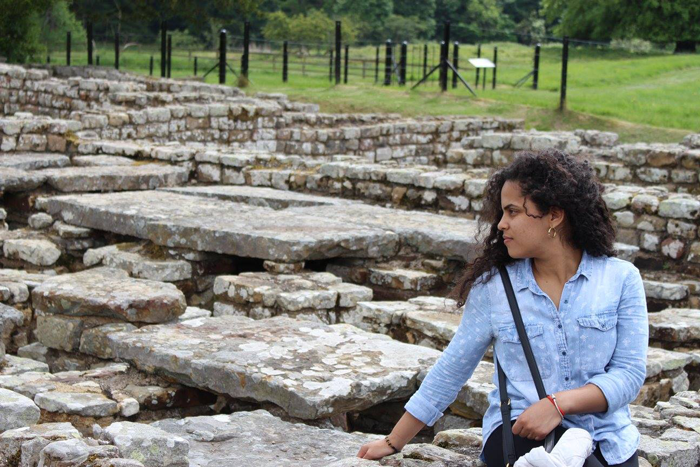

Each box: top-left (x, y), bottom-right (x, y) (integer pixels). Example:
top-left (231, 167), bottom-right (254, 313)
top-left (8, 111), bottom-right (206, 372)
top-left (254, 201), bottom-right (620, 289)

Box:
top-left (496, 266), bottom-right (556, 467)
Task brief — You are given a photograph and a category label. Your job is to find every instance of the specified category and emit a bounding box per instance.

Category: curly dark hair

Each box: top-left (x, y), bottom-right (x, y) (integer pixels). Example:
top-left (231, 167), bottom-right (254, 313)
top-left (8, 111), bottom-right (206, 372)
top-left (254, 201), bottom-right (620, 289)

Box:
top-left (449, 149), bottom-right (618, 308)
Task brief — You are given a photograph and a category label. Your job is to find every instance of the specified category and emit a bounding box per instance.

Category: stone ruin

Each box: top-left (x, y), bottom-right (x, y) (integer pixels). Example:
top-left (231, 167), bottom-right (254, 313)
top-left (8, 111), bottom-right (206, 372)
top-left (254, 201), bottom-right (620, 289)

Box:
top-left (0, 62), bottom-right (699, 466)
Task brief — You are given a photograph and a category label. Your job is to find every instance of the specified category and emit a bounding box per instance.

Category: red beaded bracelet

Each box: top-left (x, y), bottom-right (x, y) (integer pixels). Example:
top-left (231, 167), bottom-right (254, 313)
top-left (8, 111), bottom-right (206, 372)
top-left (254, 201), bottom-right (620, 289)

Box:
top-left (546, 394), bottom-right (566, 421)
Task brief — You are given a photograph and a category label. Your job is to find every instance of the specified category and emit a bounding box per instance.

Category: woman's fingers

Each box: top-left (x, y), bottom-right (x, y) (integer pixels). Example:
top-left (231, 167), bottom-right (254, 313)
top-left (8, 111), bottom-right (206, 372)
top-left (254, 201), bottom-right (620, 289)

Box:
top-left (357, 445), bottom-right (368, 458)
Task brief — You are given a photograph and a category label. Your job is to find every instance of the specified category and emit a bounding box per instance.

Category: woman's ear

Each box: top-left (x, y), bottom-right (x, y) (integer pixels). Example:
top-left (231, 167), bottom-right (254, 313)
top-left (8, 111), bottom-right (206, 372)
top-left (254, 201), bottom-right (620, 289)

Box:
top-left (550, 207), bottom-right (565, 228)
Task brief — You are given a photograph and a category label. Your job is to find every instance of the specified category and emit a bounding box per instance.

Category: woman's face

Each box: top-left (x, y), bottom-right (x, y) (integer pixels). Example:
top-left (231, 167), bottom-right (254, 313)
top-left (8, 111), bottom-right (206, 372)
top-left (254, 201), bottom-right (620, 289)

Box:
top-left (497, 180), bottom-right (552, 258)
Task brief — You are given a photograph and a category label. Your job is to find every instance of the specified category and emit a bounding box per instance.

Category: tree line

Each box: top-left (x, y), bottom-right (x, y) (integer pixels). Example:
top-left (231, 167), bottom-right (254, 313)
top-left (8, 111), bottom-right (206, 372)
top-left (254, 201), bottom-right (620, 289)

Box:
top-left (1, 0), bottom-right (698, 63)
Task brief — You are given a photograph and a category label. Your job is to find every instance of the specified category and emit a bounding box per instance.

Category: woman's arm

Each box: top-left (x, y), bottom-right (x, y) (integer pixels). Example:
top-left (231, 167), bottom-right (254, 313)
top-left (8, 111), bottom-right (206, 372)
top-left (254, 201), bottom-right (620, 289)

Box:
top-left (357, 280), bottom-right (495, 459)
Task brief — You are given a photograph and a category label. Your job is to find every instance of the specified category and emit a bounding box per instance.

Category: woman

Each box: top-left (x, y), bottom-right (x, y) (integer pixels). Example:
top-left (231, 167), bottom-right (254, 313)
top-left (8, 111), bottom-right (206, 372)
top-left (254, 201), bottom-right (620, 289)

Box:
top-left (357, 149), bottom-right (648, 467)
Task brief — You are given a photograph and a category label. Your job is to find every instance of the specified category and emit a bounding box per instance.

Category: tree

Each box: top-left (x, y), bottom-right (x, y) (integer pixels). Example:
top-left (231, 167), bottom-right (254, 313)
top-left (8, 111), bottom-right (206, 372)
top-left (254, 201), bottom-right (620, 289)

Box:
top-left (383, 15), bottom-right (432, 42)
top-left (544, 0), bottom-right (700, 53)
top-left (435, 0), bottom-right (514, 43)
top-left (0, 0), bottom-right (58, 62)
top-left (333, 0), bottom-right (393, 41)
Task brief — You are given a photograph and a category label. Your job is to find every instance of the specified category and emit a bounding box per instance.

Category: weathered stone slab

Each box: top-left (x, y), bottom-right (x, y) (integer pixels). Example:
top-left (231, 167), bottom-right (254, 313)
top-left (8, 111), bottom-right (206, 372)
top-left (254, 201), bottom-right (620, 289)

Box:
top-left (162, 185), bottom-right (358, 209)
top-left (649, 308), bottom-right (700, 347)
top-left (37, 164), bottom-right (190, 192)
top-left (99, 316), bottom-right (441, 419)
top-left (0, 388), bottom-right (41, 431)
top-left (3, 239), bottom-right (61, 266)
top-left (35, 391), bottom-right (119, 417)
top-left (85, 244), bottom-right (192, 281)
top-left (32, 267), bottom-right (187, 323)
top-left (100, 422), bottom-right (189, 467)
top-left (214, 271), bottom-right (372, 322)
top-left (0, 167), bottom-right (46, 192)
top-left (0, 153), bottom-right (70, 170)
top-left (0, 422), bottom-right (82, 467)
top-left (0, 355), bottom-right (50, 375)
top-left (38, 438), bottom-right (121, 467)
top-left (289, 204), bottom-right (480, 261)
top-left (72, 155), bottom-right (139, 166)
top-left (40, 191), bottom-right (399, 261)
top-left (151, 410), bottom-right (372, 467)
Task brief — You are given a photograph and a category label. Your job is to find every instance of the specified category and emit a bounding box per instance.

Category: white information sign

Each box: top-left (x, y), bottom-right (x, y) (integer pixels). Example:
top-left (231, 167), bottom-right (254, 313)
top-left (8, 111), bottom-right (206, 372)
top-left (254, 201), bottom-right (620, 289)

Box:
top-left (468, 58), bottom-right (495, 69)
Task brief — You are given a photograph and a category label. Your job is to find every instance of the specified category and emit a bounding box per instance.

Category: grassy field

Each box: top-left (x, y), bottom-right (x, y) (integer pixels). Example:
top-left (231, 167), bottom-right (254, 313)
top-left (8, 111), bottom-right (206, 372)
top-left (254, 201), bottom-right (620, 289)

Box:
top-left (42, 41), bottom-right (699, 143)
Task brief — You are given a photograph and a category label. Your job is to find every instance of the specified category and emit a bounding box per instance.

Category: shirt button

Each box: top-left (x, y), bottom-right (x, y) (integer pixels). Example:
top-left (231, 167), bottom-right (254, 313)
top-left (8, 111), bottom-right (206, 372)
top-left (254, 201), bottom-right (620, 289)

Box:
top-left (565, 377), bottom-right (569, 381)
top-left (562, 351), bottom-right (567, 356)
top-left (564, 300), bottom-right (568, 304)
top-left (558, 324), bottom-right (562, 329)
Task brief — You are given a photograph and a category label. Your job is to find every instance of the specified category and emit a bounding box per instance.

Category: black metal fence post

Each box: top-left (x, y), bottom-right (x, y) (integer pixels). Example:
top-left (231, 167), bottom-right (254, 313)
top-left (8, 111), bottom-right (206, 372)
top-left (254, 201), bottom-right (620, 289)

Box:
top-left (282, 41), bottom-right (288, 83)
top-left (194, 57), bottom-right (198, 76)
top-left (167, 34), bottom-right (172, 78)
top-left (344, 44), bottom-right (349, 84)
top-left (219, 29), bottom-right (226, 84)
top-left (149, 56), bottom-right (153, 76)
top-left (559, 36), bottom-right (569, 110)
top-left (399, 41), bottom-right (407, 85)
top-left (423, 44), bottom-right (428, 78)
top-left (87, 22), bottom-right (93, 65)
top-left (334, 21), bottom-right (342, 84)
top-left (96, 55), bottom-right (100, 66)
top-left (475, 44), bottom-right (481, 86)
top-left (492, 46), bottom-right (497, 89)
top-left (439, 22), bottom-right (450, 92)
top-left (384, 40), bottom-right (392, 85)
top-left (451, 41), bottom-right (459, 88)
top-left (114, 33), bottom-right (120, 70)
top-left (375, 47), bottom-right (379, 83)
top-left (242, 21), bottom-right (250, 78)
top-left (66, 31), bottom-right (71, 66)
top-left (160, 21), bottom-right (166, 78)
top-left (533, 43), bottom-right (540, 90)
top-left (329, 49), bottom-right (333, 82)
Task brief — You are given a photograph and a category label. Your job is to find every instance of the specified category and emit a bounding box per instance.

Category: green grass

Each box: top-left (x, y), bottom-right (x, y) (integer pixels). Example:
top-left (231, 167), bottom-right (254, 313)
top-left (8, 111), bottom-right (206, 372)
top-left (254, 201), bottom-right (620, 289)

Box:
top-left (40, 41), bottom-right (699, 143)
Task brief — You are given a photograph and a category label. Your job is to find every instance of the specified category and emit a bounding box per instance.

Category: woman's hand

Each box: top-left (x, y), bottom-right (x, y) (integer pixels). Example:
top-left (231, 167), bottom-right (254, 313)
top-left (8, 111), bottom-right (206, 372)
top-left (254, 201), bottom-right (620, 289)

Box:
top-left (356, 438), bottom-right (398, 460)
top-left (512, 397), bottom-right (562, 440)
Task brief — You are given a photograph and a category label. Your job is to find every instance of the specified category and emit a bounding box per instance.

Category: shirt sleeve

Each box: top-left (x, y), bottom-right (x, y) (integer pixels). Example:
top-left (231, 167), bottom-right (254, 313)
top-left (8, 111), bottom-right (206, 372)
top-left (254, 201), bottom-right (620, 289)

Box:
top-left (404, 279), bottom-right (495, 426)
top-left (586, 265), bottom-right (648, 415)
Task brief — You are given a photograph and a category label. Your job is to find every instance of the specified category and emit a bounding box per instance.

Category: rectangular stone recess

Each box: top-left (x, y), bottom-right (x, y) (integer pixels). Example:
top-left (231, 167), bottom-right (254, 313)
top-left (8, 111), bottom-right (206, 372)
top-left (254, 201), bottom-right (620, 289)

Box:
top-left (101, 315), bottom-right (441, 419)
top-left (161, 185), bottom-right (358, 209)
top-left (40, 191), bottom-right (399, 262)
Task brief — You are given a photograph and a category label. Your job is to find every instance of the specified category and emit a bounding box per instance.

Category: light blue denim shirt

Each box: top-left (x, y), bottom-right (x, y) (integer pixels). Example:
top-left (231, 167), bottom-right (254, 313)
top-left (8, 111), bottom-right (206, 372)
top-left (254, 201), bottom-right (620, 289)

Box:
top-left (404, 250), bottom-right (648, 465)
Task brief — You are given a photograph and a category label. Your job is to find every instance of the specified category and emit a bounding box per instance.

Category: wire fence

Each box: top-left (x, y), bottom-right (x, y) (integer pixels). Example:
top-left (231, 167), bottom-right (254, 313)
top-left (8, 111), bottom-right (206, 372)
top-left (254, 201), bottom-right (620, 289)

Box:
top-left (37, 20), bottom-right (679, 110)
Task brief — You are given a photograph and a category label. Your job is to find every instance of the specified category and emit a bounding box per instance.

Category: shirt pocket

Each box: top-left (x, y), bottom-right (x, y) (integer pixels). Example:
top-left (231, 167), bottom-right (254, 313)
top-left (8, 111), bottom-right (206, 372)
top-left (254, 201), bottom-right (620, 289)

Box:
top-left (577, 310), bottom-right (618, 371)
top-left (497, 323), bottom-right (553, 382)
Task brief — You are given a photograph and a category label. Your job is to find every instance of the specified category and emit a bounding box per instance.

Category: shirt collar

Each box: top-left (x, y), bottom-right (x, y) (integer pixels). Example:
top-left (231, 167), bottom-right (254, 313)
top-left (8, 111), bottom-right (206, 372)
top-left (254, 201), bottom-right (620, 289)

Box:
top-left (514, 249), bottom-right (592, 293)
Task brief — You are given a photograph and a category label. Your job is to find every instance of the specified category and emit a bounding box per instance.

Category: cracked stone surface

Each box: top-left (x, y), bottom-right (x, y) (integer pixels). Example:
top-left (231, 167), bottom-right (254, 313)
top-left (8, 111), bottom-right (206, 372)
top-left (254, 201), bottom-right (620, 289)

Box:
top-left (31, 267), bottom-right (187, 323)
top-left (0, 422), bottom-right (82, 466)
top-left (0, 153), bottom-right (70, 171)
top-left (649, 308), bottom-right (700, 347)
top-left (0, 387), bottom-right (41, 431)
top-left (40, 191), bottom-right (400, 262)
top-left (95, 315), bottom-right (441, 419)
top-left (100, 421), bottom-right (189, 467)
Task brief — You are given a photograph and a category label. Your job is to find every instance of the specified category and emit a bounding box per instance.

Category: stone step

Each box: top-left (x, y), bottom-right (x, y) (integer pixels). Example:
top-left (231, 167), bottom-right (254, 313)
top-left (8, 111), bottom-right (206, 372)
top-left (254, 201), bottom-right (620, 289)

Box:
top-left (84, 243), bottom-right (194, 282)
top-left (643, 271), bottom-right (700, 311)
top-left (150, 409), bottom-right (474, 466)
top-left (31, 266), bottom-right (186, 328)
top-left (36, 164), bottom-right (190, 192)
top-left (649, 308), bottom-right (700, 349)
top-left (71, 155), bottom-right (139, 167)
top-left (213, 271), bottom-right (372, 323)
top-left (0, 153), bottom-right (70, 170)
top-left (87, 315), bottom-right (442, 420)
top-left (0, 167), bottom-right (46, 192)
top-left (38, 191), bottom-right (402, 262)
top-left (0, 363), bottom-right (216, 432)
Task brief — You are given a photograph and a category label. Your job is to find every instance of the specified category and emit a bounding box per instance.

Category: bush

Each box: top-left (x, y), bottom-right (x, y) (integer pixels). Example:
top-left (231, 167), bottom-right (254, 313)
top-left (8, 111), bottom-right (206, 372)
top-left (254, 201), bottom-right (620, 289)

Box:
top-left (0, 0), bottom-right (56, 63)
top-left (40, 0), bottom-right (86, 55)
top-left (610, 38), bottom-right (654, 54)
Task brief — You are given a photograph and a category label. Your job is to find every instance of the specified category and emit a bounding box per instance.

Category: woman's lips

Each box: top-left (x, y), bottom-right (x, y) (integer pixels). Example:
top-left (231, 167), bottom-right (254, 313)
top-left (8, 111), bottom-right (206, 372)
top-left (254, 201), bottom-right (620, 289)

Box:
top-left (504, 237), bottom-right (513, 244)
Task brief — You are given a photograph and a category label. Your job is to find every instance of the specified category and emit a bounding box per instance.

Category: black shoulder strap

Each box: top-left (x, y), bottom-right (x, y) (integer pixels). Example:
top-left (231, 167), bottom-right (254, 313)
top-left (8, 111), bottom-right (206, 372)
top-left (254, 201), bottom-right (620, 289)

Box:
top-left (497, 265), bottom-right (555, 463)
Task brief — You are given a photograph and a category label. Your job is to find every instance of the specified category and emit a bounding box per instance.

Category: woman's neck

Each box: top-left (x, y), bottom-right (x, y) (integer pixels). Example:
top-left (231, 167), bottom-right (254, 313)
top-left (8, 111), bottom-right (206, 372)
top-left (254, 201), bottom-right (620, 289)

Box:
top-left (531, 247), bottom-right (584, 286)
